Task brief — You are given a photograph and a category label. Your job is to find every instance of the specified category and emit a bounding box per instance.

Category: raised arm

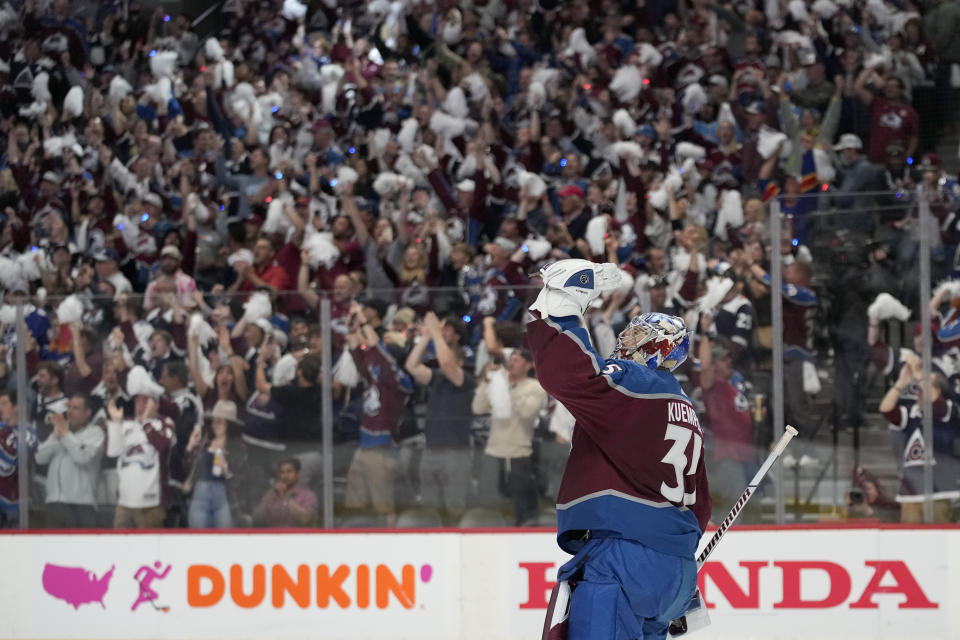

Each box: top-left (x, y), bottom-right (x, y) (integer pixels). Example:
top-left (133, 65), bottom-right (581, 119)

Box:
top-left (879, 363), bottom-right (915, 414)
top-left (341, 187), bottom-right (369, 245)
top-left (297, 249), bottom-right (320, 308)
top-left (853, 67), bottom-right (877, 106)
top-left (70, 323), bottom-right (92, 378)
top-left (424, 311), bottom-right (464, 387)
top-left (404, 327), bottom-right (433, 386)
top-left (188, 334), bottom-right (210, 398)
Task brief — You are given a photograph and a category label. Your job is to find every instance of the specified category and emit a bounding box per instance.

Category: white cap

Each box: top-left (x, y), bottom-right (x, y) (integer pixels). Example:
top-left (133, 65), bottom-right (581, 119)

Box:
top-left (143, 192), bottom-right (163, 208)
top-left (490, 236), bottom-right (517, 253)
top-left (833, 133), bottom-right (863, 151)
top-left (707, 74), bottom-right (729, 88)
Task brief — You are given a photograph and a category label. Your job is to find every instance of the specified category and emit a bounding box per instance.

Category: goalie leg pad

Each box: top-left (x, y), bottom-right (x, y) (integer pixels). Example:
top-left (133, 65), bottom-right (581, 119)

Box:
top-left (568, 580), bottom-right (643, 640)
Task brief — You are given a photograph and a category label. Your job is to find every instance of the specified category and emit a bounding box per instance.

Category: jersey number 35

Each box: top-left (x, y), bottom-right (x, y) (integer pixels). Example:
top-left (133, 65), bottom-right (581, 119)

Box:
top-left (660, 423), bottom-right (702, 506)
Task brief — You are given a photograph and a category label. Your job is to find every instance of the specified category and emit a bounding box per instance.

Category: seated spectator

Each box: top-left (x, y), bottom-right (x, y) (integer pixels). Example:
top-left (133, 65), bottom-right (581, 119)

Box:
top-left (252, 458), bottom-right (318, 528)
top-left (846, 466), bottom-right (900, 522)
top-left (35, 394), bottom-right (105, 528)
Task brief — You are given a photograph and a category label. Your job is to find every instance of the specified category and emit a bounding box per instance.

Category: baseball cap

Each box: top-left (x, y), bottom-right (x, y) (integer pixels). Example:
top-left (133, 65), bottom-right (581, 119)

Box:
top-left (143, 192), bottom-right (163, 208)
top-left (490, 236), bottom-right (518, 253)
top-left (456, 179), bottom-right (476, 193)
top-left (919, 153), bottom-right (941, 171)
top-left (160, 245), bottom-right (182, 260)
top-left (707, 74), bottom-right (729, 88)
top-left (710, 343), bottom-right (732, 362)
top-left (744, 101), bottom-right (765, 115)
top-left (833, 133), bottom-right (863, 151)
top-left (92, 247), bottom-right (120, 262)
top-left (557, 184), bottom-right (585, 199)
top-left (636, 124), bottom-right (656, 138)
top-left (41, 171), bottom-right (61, 185)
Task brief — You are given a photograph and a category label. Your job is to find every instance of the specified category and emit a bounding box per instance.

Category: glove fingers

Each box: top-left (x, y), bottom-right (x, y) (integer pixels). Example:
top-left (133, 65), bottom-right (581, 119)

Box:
top-left (594, 263), bottom-right (623, 292)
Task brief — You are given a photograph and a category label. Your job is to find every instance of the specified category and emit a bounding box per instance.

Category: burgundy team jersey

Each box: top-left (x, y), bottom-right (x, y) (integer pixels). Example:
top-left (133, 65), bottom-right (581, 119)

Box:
top-left (351, 343), bottom-right (414, 448)
top-left (526, 312), bottom-right (710, 558)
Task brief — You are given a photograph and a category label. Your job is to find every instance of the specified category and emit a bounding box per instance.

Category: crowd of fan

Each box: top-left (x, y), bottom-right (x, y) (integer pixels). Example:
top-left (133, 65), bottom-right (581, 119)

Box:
top-left (1, 0), bottom-right (960, 529)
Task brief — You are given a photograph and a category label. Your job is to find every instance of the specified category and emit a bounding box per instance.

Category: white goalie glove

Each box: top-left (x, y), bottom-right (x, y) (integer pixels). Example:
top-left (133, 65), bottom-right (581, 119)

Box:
top-left (529, 259), bottom-right (622, 318)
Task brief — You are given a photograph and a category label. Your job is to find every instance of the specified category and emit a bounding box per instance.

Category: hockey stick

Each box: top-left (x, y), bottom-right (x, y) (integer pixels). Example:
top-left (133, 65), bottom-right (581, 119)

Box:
top-left (667, 425), bottom-right (798, 638)
top-left (696, 425), bottom-right (798, 568)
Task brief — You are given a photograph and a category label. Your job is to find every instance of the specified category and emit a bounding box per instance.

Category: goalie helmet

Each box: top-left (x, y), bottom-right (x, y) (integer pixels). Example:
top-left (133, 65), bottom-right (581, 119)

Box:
top-left (615, 312), bottom-right (690, 371)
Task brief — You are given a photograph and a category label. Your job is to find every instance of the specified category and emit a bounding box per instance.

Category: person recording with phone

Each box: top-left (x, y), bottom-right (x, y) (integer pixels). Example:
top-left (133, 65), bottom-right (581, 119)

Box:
top-left (35, 394), bottom-right (105, 528)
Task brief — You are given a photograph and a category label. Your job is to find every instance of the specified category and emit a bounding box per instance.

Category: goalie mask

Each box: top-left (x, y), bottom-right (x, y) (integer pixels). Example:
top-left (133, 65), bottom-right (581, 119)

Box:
top-left (615, 312), bottom-right (690, 371)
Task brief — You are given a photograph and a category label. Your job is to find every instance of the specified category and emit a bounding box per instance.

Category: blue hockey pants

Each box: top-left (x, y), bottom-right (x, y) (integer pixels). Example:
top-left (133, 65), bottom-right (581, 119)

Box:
top-left (557, 536), bottom-right (697, 640)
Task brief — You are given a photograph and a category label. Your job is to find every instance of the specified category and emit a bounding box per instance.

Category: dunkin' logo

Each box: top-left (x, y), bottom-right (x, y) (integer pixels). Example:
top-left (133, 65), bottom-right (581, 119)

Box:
top-left (187, 563), bottom-right (434, 610)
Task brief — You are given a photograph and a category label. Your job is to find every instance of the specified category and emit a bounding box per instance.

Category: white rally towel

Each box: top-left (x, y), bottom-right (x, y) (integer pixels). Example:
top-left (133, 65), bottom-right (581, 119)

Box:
top-left (867, 292), bottom-right (911, 323)
top-left (488, 368), bottom-right (512, 419)
top-left (303, 231), bottom-right (340, 269)
top-left (243, 292), bottom-right (273, 324)
top-left (126, 365), bottom-right (164, 398)
top-left (612, 109), bottom-right (637, 139)
top-left (56, 294), bottom-right (84, 325)
top-left (697, 276), bottom-right (735, 315)
top-left (609, 65), bottom-right (643, 103)
top-left (802, 360), bottom-right (822, 395)
top-left (188, 313), bottom-right (219, 345)
top-left (272, 353), bottom-right (300, 386)
top-left (757, 126), bottom-right (791, 159)
top-left (333, 348), bottom-right (360, 388)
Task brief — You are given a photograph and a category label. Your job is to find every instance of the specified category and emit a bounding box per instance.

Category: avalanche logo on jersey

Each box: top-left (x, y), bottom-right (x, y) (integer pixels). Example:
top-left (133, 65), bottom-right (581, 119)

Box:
top-left (879, 110), bottom-right (905, 130)
top-left (0, 430), bottom-right (17, 477)
top-left (363, 386), bottom-right (382, 417)
top-left (121, 444), bottom-right (158, 470)
top-left (903, 429), bottom-right (928, 467)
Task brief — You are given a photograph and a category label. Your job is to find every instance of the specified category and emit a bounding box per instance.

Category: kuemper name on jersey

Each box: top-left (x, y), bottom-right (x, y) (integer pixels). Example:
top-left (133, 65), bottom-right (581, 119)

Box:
top-left (667, 401), bottom-right (701, 430)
